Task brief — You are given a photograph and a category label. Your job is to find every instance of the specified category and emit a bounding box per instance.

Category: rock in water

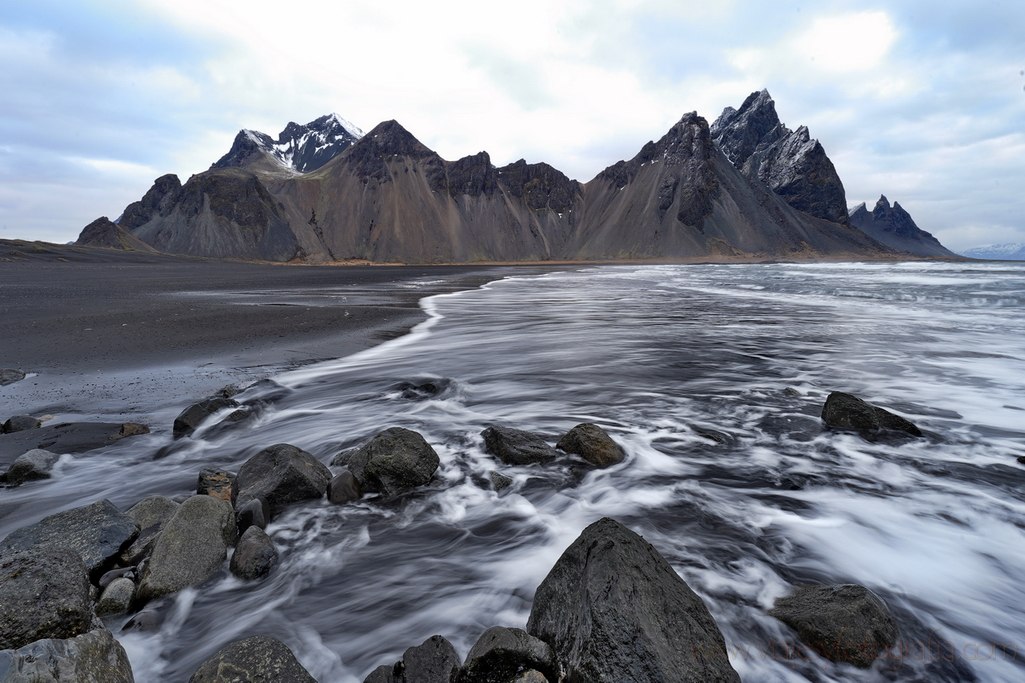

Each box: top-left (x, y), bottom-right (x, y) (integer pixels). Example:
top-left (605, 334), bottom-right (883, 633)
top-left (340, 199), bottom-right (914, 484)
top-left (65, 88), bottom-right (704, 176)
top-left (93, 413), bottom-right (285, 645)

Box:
top-left (0, 369), bottom-right (26, 386)
top-left (234, 444), bottom-right (331, 519)
top-left (137, 495), bottom-right (235, 602)
top-left (526, 517), bottom-right (739, 682)
top-left (96, 577), bottom-right (135, 616)
top-left (363, 635), bottom-right (460, 683)
top-left (480, 426), bottom-right (559, 465)
top-left (188, 635), bottom-right (315, 682)
top-left (236, 498), bottom-right (269, 535)
top-left (821, 391), bottom-right (922, 438)
top-left (0, 499), bottom-right (139, 575)
top-left (197, 468), bottom-right (235, 502)
top-left (327, 470), bottom-right (363, 505)
top-left (555, 423), bottom-right (625, 468)
top-left (172, 397), bottom-right (240, 438)
top-left (770, 583), bottom-right (898, 668)
top-left (1, 415), bottom-right (41, 434)
top-left (0, 549), bottom-right (92, 650)
top-left (460, 626), bottom-right (556, 682)
top-left (2, 448), bottom-right (59, 486)
top-left (230, 526), bottom-right (278, 580)
top-left (0, 627), bottom-right (135, 682)
top-left (347, 428), bottom-right (440, 497)
top-left (120, 495), bottom-right (179, 566)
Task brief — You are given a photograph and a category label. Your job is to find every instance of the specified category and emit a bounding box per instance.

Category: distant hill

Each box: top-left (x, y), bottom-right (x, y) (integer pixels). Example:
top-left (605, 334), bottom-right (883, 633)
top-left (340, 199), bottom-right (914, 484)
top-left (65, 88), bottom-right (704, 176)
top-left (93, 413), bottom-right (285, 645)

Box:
top-left (848, 196), bottom-right (956, 258)
top-left (960, 243), bottom-right (1025, 260)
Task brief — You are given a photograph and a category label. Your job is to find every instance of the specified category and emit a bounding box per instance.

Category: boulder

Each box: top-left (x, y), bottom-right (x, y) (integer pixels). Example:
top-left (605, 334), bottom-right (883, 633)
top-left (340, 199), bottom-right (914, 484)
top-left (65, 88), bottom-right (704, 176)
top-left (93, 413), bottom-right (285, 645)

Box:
top-left (236, 498), bottom-right (269, 535)
top-left (347, 428), bottom-right (440, 497)
top-left (197, 468), bottom-right (235, 503)
top-left (327, 470), bottom-right (363, 505)
top-left (234, 444), bottom-right (331, 519)
top-left (460, 626), bottom-right (556, 682)
top-left (0, 369), bottom-right (26, 386)
top-left (0, 549), bottom-right (92, 650)
top-left (489, 472), bottom-right (513, 493)
top-left (137, 495), bottom-right (235, 601)
top-left (0, 499), bottom-right (139, 575)
top-left (2, 449), bottom-right (59, 486)
top-left (230, 526), bottom-right (278, 581)
top-left (526, 518), bottom-right (739, 682)
top-left (172, 397), bottom-right (239, 438)
top-left (1, 416), bottom-right (41, 434)
top-left (96, 577), bottom-right (135, 616)
top-left (0, 627), bottom-right (134, 682)
top-left (769, 583), bottom-right (898, 668)
top-left (555, 424), bottom-right (625, 468)
top-left (821, 391), bottom-right (922, 439)
top-left (364, 635), bottom-right (460, 683)
top-left (188, 635), bottom-right (315, 682)
top-left (0, 422), bottom-right (148, 463)
top-left (480, 426), bottom-right (558, 465)
top-left (119, 495), bottom-right (179, 566)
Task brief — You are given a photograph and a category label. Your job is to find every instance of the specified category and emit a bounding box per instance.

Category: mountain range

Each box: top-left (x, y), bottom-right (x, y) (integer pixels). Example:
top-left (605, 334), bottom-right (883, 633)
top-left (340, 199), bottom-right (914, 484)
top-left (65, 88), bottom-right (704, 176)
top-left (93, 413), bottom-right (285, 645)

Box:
top-left (959, 243), bottom-right (1025, 260)
top-left (77, 91), bottom-right (956, 264)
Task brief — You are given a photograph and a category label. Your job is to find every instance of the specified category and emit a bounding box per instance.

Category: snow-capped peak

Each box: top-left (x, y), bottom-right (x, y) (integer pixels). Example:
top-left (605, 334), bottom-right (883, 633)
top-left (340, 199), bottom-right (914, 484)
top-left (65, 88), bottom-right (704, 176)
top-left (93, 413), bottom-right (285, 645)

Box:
top-left (327, 112), bottom-right (363, 139)
top-left (214, 114), bottom-right (364, 173)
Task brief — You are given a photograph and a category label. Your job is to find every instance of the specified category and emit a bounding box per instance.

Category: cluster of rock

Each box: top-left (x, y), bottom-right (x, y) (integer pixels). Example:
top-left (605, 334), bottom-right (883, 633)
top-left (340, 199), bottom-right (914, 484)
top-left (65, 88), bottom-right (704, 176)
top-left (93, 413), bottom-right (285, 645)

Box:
top-left (0, 387), bottom-right (920, 679)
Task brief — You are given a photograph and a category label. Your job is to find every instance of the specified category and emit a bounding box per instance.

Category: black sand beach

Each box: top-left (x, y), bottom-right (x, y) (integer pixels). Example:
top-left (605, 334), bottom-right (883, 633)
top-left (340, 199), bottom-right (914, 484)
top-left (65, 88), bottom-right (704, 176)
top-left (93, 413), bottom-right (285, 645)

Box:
top-left (0, 250), bottom-right (541, 450)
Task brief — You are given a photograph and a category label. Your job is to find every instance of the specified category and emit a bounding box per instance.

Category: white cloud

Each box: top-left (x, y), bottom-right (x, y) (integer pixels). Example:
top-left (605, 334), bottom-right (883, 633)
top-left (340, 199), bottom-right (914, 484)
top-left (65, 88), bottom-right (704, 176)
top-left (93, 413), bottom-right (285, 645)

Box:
top-left (796, 11), bottom-right (897, 73)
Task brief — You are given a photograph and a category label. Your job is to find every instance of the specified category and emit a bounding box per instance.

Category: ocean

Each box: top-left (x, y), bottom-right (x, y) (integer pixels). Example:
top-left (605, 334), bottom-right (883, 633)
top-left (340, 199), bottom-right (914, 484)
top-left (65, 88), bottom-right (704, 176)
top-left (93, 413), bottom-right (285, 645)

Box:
top-left (5, 260), bottom-right (1025, 681)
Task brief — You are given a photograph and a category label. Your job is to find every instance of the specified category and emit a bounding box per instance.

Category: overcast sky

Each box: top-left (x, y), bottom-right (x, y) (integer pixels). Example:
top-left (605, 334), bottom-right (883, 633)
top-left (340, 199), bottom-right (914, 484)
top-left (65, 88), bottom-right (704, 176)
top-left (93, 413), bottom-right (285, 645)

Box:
top-left (1, 0), bottom-right (1022, 251)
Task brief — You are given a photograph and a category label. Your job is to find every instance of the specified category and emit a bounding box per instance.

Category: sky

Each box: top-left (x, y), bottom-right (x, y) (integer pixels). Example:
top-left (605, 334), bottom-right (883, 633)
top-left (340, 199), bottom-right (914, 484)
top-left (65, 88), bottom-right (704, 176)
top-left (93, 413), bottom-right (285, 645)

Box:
top-left (1, 0), bottom-right (1023, 252)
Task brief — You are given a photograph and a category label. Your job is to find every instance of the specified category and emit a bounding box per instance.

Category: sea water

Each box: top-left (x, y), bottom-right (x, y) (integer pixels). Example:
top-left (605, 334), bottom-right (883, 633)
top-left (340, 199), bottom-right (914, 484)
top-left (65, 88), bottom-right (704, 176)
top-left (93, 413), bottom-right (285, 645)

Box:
top-left (3, 261), bottom-right (1024, 682)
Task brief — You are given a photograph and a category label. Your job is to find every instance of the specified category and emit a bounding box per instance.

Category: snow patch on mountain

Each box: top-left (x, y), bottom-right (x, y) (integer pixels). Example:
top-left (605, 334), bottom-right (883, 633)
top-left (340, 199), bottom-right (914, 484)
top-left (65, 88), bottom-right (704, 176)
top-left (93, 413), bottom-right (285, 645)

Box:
top-left (960, 242), bottom-right (1025, 260)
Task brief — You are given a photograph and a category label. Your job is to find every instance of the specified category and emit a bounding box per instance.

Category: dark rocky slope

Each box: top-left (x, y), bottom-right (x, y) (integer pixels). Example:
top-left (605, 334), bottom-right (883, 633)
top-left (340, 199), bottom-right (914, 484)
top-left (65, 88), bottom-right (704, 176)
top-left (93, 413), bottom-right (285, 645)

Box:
top-left (849, 196), bottom-right (956, 257)
top-left (76, 217), bottom-right (158, 252)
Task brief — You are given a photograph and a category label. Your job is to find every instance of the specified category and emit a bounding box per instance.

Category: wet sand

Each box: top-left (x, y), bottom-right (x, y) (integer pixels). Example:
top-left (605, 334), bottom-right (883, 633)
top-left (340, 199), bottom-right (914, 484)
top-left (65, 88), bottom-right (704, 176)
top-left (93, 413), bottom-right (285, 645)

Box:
top-left (0, 254), bottom-right (549, 432)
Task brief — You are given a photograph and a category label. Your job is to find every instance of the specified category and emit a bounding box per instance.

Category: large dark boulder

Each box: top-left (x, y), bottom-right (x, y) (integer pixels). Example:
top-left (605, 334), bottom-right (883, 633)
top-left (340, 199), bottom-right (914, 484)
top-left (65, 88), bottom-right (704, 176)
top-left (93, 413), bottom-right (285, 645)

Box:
top-left (189, 635), bottom-right (315, 682)
top-left (347, 428), bottom-right (440, 497)
top-left (364, 635), bottom-right (460, 683)
top-left (0, 499), bottom-right (139, 575)
top-left (526, 518), bottom-right (739, 682)
top-left (2, 448), bottom-right (59, 486)
top-left (230, 526), bottom-right (278, 581)
top-left (137, 495), bottom-right (235, 602)
top-left (555, 423), bottom-right (625, 468)
top-left (173, 397), bottom-right (240, 438)
top-left (1, 416), bottom-right (40, 434)
top-left (0, 422), bottom-right (149, 465)
top-left (234, 444), bottom-right (331, 519)
top-left (0, 549), bottom-right (92, 650)
top-left (460, 626), bottom-right (556, 682)
top-left (480, 426), bottom-right (559, 466)
top-left (0, 627), bottom-right (135, 682)
top-left (770, 583), bottom-right (898, 667)
top-left (821, 391), bottom-right (922, 438)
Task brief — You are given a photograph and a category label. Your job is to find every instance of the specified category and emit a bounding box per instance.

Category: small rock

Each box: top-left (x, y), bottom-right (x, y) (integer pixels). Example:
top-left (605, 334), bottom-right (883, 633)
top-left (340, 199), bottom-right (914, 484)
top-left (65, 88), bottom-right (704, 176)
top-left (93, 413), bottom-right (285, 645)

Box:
top-left (0, 549), bottom-right (92, 650)
top-left (1018, 455), bottom-right (1025, 466)
top-left (527, 517), bottom-right (739, 682)
top-left (347, 427), bottom-right (440, 497)
top-left (137, 495), bottom-right (235, 602)
top-left (460, 626), bottom-right (557, 683)
top-left (98, 566), bottom-right (135, 589)
top-left (770, 583), bottom-right (898, 668)
top-left (0, 499), bottom-right (139, 575)
top-left (2, 448), bottom-right (59, 486)
top-left (0, 369), bottom-right (26, 386)
top-left (489, 471), bottom-right (513, 492)
top-left (0, 627), bottom-right (134, 682)
top-left (783, 387), bottom-right (802, 397)
top-left (555, 423), bottom-right (625, 468)
top-left (327, 470), bottom-right (363, 504)
top-left (1, 415), bottom-right (41, 434)
top-left (97, 577), bottom-right (135, 616)
top-left (188, 635), bottom-right (316, 682)
top-left (821, 391), bottom-right (922, 439)
top-left (364, 635), bottom-right (460, 683)
top-left (121, 608), bottom-right (163, 633)
top-left (234, 444), bottom-right (331, 519)
top-left (690, 425), bottom-right (733, 446)
top-left (230, 526), bottom-right (278, 580)
top-left (481, 426), bottom-right (559, 465)
top-left (172, 397), bottom-right (239, 438)
top-left (117, 422), bottom-right (150, 439)
top-left (395, 378), bottom-right (451, 400)
top-left (236, 498), bottom-right (269, 535)
top-left (197, 468), bottom-right (235, 503)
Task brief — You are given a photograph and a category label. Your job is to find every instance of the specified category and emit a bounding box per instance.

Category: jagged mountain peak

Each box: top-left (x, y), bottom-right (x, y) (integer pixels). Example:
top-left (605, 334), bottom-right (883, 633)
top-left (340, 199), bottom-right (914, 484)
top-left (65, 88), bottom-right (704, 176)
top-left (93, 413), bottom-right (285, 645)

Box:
top-left (875, 194), bottom-right (891, 210)
top-left (849, 195), bottom-right (955, 257)
top-left (213, 113), bottom-right (363, 173)
top-left (354, 120), bottom-right (438, 159)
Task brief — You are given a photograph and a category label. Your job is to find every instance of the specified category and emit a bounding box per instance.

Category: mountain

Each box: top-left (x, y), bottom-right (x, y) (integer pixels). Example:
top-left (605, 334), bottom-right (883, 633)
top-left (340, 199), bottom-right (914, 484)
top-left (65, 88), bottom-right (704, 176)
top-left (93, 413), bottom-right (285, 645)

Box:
top-left (848, 196), bottom-right (956, 258)
top-left (711, 90), bottom-right (849, 225)
top-left (75, 217), bottom-right (158, 252)
top-left (78, 106), bottom-right (894, 263)
top-left (960, 242), bottom-right (1025, 260)
top-left (211, 113), bottom-right (362, 174)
